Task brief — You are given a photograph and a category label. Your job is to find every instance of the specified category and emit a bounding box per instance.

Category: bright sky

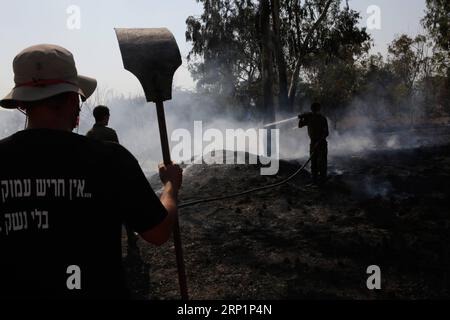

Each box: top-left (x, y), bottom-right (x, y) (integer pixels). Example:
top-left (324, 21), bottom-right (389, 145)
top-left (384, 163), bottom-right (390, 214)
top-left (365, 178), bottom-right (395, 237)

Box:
top-left (0, 0), bottom-right (427, 98)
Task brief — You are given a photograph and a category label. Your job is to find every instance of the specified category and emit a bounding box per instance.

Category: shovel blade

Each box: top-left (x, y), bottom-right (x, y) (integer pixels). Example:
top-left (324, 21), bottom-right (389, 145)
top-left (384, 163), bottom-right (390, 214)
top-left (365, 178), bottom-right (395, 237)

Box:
top-left (115, 28), bottom-right (182, 102)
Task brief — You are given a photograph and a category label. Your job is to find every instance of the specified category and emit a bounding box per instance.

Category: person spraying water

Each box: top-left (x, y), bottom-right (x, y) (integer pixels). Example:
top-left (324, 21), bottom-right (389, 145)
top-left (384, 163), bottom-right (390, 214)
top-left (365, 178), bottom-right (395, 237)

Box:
top-left (298, 102), bottom-right (329, 186)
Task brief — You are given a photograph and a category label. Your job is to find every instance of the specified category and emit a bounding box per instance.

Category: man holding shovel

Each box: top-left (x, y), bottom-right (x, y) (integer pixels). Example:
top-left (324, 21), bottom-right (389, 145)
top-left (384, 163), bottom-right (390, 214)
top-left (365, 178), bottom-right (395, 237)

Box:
top-left (0, 44), bottom-right (182, 299)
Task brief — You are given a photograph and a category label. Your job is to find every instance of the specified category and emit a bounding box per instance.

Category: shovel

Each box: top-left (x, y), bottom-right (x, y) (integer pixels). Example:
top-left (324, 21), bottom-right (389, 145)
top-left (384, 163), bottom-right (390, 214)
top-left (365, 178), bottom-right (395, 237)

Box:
top-left (115, 27), bottom-right (188, 300)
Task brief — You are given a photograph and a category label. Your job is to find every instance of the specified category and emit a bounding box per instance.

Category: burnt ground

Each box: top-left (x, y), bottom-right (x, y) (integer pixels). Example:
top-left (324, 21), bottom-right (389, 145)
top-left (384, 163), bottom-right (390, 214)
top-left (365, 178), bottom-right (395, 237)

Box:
top-left (122, 142), bottom-right (450, 300)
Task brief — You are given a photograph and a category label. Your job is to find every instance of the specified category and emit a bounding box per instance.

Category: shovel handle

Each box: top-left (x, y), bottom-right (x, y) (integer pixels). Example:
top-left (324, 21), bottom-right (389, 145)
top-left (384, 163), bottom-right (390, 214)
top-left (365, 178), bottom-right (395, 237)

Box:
top-left (156, 101), bottom-right (172, 166)
top-left (155, 101), bottom-right (189, 300)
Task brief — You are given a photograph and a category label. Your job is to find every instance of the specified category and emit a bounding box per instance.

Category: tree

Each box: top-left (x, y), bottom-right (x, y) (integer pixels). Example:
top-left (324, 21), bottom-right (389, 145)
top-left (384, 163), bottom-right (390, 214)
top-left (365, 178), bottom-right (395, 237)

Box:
top-left (388, 35), bottom-right (422, 94)
top-left (357, 53), bottom-right (398, 120)
top-left (422, 0), bottom-right (450, 111)
top-left (259, 0), bottom-right (275, 123)
top-left (388, 34), bottom-right (446, 120)
top-left (289, 3), bottom-right (371, 127)
top-left (271, 0), bottom-right (288, 113)
top-left (186, 0), bottom-right (370, 120)
top-left (285, 0), bottom-right (334, 112)
top-left (186, 0), bottom-right (262, 119)
top-left (423, 0), bottom-right (450, 52)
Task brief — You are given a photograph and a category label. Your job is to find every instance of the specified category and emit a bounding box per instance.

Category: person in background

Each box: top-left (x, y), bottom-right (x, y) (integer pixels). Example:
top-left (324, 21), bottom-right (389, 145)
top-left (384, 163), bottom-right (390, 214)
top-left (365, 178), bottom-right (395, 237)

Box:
top-left (86, 105), bottom-right (138, 253)
top-left (298, 102), bottom-right (329, 185)
top-left (86, 105), bottom-right (119, 143)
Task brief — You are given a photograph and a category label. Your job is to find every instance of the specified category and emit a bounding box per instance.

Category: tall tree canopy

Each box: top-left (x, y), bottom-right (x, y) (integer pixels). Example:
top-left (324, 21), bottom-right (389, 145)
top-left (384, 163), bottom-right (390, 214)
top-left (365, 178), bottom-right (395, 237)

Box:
top-left (186, 0), bottom-right (370, 120)
top-left (186, 0), bottom-right (449, 125)
top-left (423, 0), bottom-right (450, 52)
top-left (422, 0), bottom-right (450, 110)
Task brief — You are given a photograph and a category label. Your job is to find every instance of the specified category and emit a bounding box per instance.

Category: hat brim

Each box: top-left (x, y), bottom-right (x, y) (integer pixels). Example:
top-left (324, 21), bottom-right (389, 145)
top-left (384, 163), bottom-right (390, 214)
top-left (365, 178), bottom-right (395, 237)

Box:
top-left (0, 75), bottom-right (97, 109)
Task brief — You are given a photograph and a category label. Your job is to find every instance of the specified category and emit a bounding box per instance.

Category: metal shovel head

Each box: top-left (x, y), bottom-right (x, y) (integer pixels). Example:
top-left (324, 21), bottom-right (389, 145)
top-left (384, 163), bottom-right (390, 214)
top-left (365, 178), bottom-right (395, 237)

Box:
top-left (115, 28), bottom-right (182, 102)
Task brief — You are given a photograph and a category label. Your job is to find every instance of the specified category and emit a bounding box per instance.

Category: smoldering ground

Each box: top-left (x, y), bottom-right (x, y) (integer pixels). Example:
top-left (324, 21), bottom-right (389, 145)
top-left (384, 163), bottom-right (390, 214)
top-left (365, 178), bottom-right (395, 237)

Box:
top-left (76, 91), bottom-right (448, 299)
top-left (128, 141), bottom-right (450, 299)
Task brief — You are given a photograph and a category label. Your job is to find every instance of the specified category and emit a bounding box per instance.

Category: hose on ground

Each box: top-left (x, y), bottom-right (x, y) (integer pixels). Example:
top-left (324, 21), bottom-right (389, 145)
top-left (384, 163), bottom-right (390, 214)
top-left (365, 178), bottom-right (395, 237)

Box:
top-left (178, 141), bottom-right (323, 209)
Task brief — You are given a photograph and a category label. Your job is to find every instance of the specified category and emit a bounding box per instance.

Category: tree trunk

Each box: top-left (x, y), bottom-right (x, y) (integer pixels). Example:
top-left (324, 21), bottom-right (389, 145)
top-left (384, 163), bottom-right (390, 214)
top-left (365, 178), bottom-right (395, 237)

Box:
top-left (447, 59), bottom-right (450, 113)
top-left (287, 58), bottom-right (302, 110)
top-left (287, 0), bottom-right (334, 110)
top-left (260, 0), bottom-right (275, 155)
top-left (260, 0), bottom-right (275, 124)
top-left (271, 0), bottom-right (290, 114)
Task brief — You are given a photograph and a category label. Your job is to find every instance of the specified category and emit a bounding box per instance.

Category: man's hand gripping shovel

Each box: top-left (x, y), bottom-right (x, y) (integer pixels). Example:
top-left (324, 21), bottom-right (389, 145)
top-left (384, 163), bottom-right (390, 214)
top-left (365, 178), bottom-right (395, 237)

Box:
top-left (115, 28), bottom-right (188, 300)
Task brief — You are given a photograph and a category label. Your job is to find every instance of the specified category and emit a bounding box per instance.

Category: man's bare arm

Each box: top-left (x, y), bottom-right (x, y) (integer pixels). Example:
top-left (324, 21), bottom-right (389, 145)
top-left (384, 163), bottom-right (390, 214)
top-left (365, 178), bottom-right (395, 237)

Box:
top-left (140, 164), bottom-right (182, 245)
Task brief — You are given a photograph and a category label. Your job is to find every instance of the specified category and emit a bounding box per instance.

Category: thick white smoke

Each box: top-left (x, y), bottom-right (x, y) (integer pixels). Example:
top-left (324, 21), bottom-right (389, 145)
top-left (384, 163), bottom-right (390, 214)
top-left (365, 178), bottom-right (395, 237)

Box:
top-left (1, 87), bottom-right (448, 176)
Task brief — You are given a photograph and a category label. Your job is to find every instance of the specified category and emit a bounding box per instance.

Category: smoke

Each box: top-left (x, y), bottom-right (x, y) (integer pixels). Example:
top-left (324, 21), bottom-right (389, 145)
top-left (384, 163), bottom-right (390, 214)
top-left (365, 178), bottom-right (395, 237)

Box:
top-left (343, 174), bottom-right (394, 200)
top-left (78, 89), bottom-right (268, 175)
top-left (0, 109), bottom-right (25, 138)
top-left (1, 86), bottom-right (449, 177)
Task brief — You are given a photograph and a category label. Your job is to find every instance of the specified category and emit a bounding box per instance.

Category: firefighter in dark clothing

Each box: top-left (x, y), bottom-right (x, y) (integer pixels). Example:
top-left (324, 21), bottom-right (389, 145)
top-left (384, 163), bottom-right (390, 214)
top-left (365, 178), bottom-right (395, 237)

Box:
top-left (298, 102), bottom-right (329, 185)
top-left (86, 105), bottom-right (138, 252)
top-left (86, 105), bottom-right (119, 143)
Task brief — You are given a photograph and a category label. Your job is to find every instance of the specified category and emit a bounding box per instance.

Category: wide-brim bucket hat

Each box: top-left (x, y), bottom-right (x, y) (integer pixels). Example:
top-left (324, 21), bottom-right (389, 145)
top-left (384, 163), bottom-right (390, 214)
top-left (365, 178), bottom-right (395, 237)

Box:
top-left (0, 44), bottom-right (97, 109)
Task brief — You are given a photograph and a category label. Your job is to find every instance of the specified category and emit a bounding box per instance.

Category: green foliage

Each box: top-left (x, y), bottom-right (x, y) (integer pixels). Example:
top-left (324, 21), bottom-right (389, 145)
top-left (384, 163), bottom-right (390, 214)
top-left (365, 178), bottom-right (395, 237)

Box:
top-left (423, 0), bottom-right (450, 52)
top-left (186, 0), bottom-right (261, 116)
top-left (422, 0), bottom-right (450, 112)
top-left (356, 34), bottom-right (449, 120)
top-left (186, 0), bottom-right (370, 119)
top-left (297, 5), bottom-right (371, 121)
top-left (186, 0), bottom-right (450, 124)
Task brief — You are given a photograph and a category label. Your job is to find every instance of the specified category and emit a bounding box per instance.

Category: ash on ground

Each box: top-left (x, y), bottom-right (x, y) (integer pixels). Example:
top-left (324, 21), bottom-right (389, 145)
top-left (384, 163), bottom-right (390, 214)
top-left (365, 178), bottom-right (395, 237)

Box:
top-left (122, 144), bottom-right (450, 299)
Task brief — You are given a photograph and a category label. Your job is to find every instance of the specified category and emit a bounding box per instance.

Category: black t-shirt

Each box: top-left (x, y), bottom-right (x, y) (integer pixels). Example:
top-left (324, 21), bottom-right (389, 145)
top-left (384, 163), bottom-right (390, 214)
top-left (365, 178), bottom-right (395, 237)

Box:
top-left (86, 124), bottom-right (120, 143)
top-left (0, 129), bottom-right (167, 299)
